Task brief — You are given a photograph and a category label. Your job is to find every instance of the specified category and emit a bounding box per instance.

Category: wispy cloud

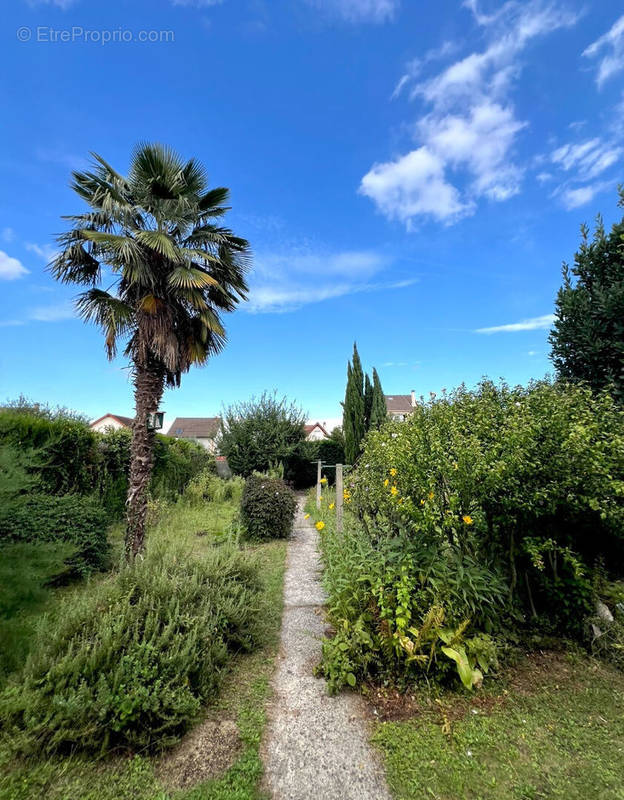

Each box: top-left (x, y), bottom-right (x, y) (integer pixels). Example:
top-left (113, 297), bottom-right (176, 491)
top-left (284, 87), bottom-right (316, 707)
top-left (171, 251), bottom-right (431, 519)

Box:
top-left (0, 251), bottom-right (29, 281)
top-left (305, 0), bottom-right (399, 24)
top-left (475, 313), bottom-right (555, 334)
top-left (360, 0), bottom-right (579, 226)
top-left (171, 0), bottom-right (224, 6)
top-left (26, 242), bottom-right (57, 262)
top-left (25, 0), bottom-right (77, 8)
top-left (29, 302), bottom-right (76, 322)
top-left (1, 228), bottom-right (15, 243)
top-left (551, 138), bottom-right (621, 181)
top-left (583, 14), bottom-right (624, 88)
top-left (557, 181), bottom-right (613, 210)
top-left (247, 247), bottom-right (415, 311)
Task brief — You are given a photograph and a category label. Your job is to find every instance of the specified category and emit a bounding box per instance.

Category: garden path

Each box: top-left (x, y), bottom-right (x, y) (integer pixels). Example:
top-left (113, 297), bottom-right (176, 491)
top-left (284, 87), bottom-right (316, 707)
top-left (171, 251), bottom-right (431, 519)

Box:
top-left (261, 497), bottom-right (391, 800)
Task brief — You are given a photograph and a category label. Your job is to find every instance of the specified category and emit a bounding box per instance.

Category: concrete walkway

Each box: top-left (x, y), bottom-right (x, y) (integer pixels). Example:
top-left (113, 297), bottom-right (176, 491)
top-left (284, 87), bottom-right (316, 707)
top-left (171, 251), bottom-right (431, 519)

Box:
top-left (262, 498), bottom-right (391, 800)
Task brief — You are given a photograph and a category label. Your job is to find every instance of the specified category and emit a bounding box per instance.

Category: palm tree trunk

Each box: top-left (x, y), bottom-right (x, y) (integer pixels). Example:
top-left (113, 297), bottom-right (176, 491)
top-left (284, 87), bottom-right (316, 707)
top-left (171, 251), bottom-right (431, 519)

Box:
top-left (126, 358), bottom-right (165, 558)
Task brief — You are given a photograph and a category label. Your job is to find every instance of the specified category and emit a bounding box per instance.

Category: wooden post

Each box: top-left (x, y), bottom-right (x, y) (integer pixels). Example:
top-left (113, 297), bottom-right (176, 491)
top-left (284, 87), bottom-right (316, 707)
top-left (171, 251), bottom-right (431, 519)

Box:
top-left (316, 460), bottom-right (322, 510)
top-left (336, 463), bottom-right (343, 533)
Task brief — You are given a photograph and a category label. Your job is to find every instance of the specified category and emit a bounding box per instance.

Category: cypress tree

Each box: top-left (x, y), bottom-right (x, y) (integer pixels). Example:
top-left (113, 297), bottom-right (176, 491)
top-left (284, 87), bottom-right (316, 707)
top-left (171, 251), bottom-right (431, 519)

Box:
top-left (369, 367), bottom-right (387, 430)
top-left (343, 343), bottom-right (365, 464)
top-left (364, 373), bottom-right (373, 430)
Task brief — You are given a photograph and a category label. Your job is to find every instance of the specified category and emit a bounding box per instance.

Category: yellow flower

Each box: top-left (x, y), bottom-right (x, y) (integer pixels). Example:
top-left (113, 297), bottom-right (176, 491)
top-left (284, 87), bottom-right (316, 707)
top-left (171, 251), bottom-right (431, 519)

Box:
top-left (453, 462), bottom-right (459, 470)
top-left (390, 468), bottom-right (397, 477)
top-left (420, 499), bottom-right (425, 506)
top-left (315, 520), bottom-right (326, 531)
top-left (304, 513), bottom-right (310, 519)
top-left (428, 491), bottom-right (434, 500)
top-left (320, 477), bottom-right (328, 485)
top-left (329, 502), bottom-right (335, 510)
top-left (390, 485), bottom-right (398, 496)
top-left (462, 515), bottom-right (473, 525)
top-left (383, 478), bottom-right (389, 487)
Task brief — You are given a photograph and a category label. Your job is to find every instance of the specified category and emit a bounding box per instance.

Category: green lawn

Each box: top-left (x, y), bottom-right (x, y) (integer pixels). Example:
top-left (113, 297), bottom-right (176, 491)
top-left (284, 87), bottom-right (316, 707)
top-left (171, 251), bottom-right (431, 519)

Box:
top-left (0, 499), bottom-right (287, 800)
top-left (373, 651), bottom-right (624, 800)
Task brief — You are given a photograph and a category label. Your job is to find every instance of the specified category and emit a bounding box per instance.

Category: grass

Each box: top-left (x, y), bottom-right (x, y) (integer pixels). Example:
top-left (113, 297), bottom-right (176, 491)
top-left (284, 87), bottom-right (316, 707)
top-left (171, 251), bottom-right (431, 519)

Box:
top-left (0, 541), bottom-right (74, 681)
top-left (0, 496), bottom-right (287, 800)
top-left (373, 652), bottom-right (624, 800)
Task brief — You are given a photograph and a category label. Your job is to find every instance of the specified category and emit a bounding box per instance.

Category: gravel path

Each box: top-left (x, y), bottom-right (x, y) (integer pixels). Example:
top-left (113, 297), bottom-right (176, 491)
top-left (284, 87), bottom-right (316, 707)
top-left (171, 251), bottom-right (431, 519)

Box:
top-left (261, 498), bottom-right (391, 800)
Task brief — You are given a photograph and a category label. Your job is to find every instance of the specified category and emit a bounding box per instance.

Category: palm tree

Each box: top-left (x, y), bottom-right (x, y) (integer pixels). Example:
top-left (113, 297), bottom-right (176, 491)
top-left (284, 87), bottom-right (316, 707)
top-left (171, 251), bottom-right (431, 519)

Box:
top-left (51, 143), bottom-right (250, 557)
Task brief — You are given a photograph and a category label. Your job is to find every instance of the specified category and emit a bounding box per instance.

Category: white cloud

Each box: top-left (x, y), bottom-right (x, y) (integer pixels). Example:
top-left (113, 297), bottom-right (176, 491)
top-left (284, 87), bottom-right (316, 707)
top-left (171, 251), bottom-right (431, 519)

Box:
top-left (559, 182), bottom-right (612, 210)
top-left (0, 251), bottom-right (29, 281)
top-left (247, 247), bottom-right (416, 311)
top-left (1, 228), bottom-right (15, 243)
top-left (26, 242), bottom-right (57, 262)
top-left (392, 41), bottom-right (458, 99)
top-left (361, 0), bottom-right (579, 225)
top-left (360, 147), bottom-right (472, 225)
top-left (172, 0), bottom-right (223, 6)
top-left (475, 313), bottom-right (555, 334)
top-left (305, 0), bottom-right (398, 23)
top-left (583, 14), bottom-right (624, 88)
top-left (551, 138), bottom-right (622, 181)
top-left (25, 0), bottom-right (77, 8)
top-left (29, 302), bottom-right (76, 323)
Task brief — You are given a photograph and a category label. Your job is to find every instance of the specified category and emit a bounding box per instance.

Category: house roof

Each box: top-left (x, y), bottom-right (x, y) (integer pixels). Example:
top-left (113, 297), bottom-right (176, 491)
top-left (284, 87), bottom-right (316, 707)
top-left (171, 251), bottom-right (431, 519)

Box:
top-left (384, 395), bottom-right (415, 414)
top-left (168, 417), bottom-right (221, 439)
top-left (90, 413), bottom-right (134, 429)
top-left (304, 422), bottom-right (330, 438)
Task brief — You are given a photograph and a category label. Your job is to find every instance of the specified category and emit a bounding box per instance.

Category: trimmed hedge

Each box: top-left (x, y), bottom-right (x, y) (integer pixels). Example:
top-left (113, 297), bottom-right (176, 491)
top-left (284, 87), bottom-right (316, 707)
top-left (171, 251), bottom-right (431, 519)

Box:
top-left (240, 475), bottom-right (297, 540)
top-left (0, 494), bottom-right (110, 575)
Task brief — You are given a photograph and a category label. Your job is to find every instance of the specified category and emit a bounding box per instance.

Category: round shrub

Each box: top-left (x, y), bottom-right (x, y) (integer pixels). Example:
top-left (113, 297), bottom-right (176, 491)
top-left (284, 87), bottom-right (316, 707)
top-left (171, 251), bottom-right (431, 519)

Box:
top-left (0, 541), bottom-right (262, 755)
top-left (240, 475), bottom-right (297, 540)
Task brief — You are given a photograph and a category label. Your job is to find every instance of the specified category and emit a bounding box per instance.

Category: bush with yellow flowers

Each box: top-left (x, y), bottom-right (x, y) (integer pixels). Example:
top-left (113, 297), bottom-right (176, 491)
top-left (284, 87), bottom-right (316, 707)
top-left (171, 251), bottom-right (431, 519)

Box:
top-left (350, 379), bottom-right (624, 639)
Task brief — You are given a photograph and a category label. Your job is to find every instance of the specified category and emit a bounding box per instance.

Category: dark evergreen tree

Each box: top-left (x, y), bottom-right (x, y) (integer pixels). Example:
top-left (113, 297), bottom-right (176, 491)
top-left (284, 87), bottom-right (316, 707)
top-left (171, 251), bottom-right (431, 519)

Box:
top-left (550, 191), bottom-right (624, 400)
top-left (369, 367), bottom-right (387, 429)
top-left (364, 373), bottom-right (373, 430)
top-left (343, 343), bottom-right (365, 464)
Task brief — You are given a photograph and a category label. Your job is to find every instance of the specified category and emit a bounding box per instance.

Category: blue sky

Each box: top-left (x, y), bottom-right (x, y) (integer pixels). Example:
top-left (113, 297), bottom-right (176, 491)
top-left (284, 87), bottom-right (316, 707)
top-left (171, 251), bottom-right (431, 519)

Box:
top-left (1, 0), bottom-right (623, 428)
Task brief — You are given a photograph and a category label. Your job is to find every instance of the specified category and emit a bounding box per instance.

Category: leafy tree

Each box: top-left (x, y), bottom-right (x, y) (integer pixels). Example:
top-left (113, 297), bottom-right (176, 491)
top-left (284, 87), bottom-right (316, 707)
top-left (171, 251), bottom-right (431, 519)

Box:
top-left (343, 343), bottom-right (365, 464)
top-left (50, 143), bottom-right (249, 556)
top-left (369, 367), bottom-right (387, 430)
top-left (219, 391), bottom-right (306, 477)
top-left (550, 190), bottom-right (624, 400)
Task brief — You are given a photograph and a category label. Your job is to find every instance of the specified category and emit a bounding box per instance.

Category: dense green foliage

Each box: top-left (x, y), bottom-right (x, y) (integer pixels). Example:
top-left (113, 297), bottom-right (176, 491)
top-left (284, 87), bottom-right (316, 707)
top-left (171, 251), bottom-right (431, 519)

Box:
top-left (219, 392), bottom-right (307, 479)
top-left (240, 475), bottom-right (297, 540)
top-left (369, 367), bottom-right (387, 431)
top-left (0, 543), bottom-right (75, 681)
top-left (311, 501), bottom-right (503, 693)
top-left (314, 379), bottom-right (624, 692)
top-left (550, 191), bottom-right (624, 400)
top-left (343, 344), bottom-right (365, 465)
top-left (342, 344), bottom-right (385, 465)
top-left (0, 410), bottom-right (214, 514)
top-left (0, 494), bottom-right (110, 576)
top-left (185, 469), bottom-right (244, 506)
top-left (0, 541), bottom-right (262, 755)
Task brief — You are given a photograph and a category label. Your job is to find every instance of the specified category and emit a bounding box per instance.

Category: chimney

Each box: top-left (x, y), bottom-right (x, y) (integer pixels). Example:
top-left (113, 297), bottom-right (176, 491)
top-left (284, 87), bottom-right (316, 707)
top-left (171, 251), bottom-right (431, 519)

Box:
top-left (411, 389), bottom-right (416, 407)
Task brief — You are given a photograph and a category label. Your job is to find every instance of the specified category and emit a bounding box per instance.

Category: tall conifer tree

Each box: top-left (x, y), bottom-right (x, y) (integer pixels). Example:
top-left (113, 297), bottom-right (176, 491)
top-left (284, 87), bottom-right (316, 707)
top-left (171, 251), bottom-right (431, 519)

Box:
top-left (369, 367), bottom-right (387, 429)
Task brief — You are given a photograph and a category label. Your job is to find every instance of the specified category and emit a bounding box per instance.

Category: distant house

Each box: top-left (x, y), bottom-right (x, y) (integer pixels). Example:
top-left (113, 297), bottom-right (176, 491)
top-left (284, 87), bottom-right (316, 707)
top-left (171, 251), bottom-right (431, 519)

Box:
top-left (304, 422), bottom-right (330, 441)
top-left (385, 390), bottom-right (417, 422)
top-left (167, 417), bottom-right (221, 452)
top-left (90, 413), bottom-right (133, 433)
